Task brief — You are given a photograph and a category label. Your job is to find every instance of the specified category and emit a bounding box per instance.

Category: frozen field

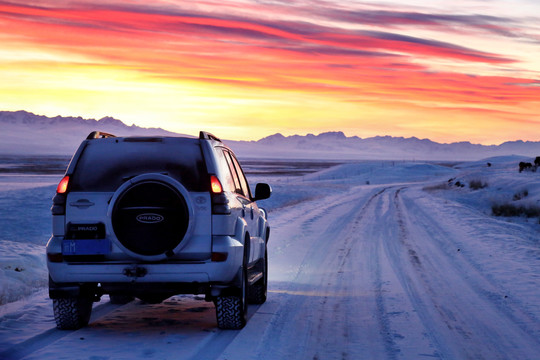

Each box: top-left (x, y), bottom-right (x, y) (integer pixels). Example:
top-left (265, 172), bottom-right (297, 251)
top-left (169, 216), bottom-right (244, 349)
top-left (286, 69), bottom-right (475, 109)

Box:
top-left (0, 156), bottom-right (539, 359)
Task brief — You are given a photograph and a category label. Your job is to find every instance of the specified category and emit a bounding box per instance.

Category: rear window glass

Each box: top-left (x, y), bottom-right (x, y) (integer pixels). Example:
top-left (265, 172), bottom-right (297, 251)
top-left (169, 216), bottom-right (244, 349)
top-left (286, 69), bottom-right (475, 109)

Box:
top-left (71, 138), bottom-right (207, 192)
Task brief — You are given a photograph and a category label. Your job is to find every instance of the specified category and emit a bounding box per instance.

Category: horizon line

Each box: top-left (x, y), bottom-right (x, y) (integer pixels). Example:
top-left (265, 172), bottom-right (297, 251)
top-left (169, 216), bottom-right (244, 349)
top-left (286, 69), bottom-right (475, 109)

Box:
top-left (1, 109), bottom-right (538, 147)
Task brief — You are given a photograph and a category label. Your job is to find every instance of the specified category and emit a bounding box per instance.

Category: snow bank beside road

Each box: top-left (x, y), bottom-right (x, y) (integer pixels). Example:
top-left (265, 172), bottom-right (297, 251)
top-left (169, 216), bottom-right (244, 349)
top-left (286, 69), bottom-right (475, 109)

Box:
top-left (0, 241), bottom-right (47, 304)
top-left (303, 161), bottom-right (457, 184)
top-left (426, 155), bottom-right (540, 226)
top-left (252, 161), bottom-right (458, 212)
top-left (0, 176), bottom-right (58, 305)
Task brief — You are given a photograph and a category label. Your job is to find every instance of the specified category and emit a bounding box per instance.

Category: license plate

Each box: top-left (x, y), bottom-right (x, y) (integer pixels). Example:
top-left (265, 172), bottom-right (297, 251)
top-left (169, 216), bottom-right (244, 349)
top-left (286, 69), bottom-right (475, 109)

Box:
top-left (62, 239), bottom-right (111, 255)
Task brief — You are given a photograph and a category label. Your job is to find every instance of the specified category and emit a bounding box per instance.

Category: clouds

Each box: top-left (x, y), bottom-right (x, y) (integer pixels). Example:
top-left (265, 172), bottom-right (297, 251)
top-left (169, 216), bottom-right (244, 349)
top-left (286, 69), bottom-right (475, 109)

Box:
top-left (0, 0), bottom-right (539, 143)
top-left (0, 1), bottom-right (526, 62)
top-left (0, 1), bottom-right (522, 61)
top-left (317, 8), bottom-right (519, 35)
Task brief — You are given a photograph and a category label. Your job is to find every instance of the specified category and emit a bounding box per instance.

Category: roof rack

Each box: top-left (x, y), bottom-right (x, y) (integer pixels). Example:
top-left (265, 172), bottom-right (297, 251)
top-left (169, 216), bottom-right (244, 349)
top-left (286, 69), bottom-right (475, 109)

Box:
top-left (87, 131), bottom-right (116, 140)
top-left (199, 131), bottom-right (222, 142)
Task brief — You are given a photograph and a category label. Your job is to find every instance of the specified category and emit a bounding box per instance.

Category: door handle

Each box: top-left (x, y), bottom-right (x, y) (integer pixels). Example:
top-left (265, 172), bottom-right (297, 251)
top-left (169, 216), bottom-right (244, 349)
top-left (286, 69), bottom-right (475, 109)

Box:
top-left (70, 199), bottom-right (95, 209)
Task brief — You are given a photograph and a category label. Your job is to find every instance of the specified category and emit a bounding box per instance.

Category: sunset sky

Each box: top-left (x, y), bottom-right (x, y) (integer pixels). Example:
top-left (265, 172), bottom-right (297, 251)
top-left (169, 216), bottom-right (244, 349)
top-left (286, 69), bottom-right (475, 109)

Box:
top-left (1, 0), bottom-right (539, 144)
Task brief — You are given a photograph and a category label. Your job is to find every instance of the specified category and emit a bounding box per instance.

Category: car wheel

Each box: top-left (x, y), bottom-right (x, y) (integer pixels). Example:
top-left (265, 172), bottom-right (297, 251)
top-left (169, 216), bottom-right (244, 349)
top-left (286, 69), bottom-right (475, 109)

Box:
top-left (53, 297), bottom-right (93, 330)
top-left (215, 246), bottom-right (248, 329)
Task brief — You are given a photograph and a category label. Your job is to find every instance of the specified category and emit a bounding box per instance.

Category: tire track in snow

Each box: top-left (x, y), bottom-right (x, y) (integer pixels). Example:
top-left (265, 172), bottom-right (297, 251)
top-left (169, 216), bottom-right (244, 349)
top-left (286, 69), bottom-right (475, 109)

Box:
top-left (346, 186), bottom-right (443, 359)
top-left (403, 192), bottom-right (540, 333)
top-left (376, 188), bottom-right (453, 359)
top-left (383, 187), bottom-right (540, 359)
top-left (372, 187), bottom-right (413, 360)
top-left (230, 186), bottom-right (393, 360)
top-left (310, 187), bottom-right (390, 360)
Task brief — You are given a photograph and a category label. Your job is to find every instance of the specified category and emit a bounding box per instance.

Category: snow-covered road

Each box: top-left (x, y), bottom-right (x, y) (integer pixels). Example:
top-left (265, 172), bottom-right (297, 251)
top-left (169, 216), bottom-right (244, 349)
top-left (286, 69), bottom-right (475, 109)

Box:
top-left (0, 161), bottom-right (539, 359)
top-left (221, 184), bottom-right (539, 360)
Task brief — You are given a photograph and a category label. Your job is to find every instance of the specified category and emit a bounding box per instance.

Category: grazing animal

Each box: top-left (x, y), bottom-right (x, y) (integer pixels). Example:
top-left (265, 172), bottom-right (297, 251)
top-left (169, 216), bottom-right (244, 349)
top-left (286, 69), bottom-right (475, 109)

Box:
top-left (519, 162), bottom-right (533, 173)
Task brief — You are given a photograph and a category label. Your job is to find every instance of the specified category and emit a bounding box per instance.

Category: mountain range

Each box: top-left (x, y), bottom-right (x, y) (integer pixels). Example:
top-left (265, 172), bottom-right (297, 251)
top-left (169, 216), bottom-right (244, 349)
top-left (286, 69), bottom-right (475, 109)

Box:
top-left (1, 110), bottom-right (539, 161)
top-left (1, 110), bottom-right (178, 155)
top-left (228, 131), bottom-right (540, 161)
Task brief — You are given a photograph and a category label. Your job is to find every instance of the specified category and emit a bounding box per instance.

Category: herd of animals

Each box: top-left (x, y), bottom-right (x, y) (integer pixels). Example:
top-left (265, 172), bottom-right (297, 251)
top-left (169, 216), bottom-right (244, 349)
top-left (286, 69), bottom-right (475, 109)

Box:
top-left (519, 156), bottom-right (540, 173)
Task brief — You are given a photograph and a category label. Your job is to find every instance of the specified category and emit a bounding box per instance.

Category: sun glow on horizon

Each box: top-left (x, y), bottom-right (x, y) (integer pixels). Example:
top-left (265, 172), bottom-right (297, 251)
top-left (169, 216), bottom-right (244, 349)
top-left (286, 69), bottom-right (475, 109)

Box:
top-left (0, 0), bottom-right (539, 144)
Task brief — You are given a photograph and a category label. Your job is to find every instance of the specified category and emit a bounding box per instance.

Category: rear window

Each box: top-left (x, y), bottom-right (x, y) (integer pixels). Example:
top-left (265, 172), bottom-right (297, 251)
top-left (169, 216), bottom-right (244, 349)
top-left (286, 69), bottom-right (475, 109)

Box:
top-left (71, 137), bottom-right (208, 192)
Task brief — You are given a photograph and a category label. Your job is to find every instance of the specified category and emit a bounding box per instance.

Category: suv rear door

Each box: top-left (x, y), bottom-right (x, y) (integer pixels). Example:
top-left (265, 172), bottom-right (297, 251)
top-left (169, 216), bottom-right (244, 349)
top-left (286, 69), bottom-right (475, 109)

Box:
top-left (223, 151), bottom-right (264, 264)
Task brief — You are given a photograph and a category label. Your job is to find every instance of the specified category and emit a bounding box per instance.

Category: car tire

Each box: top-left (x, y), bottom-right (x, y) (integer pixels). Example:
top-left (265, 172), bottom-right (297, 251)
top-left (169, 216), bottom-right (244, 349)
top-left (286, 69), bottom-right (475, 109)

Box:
top-left (215, 247), bottom-right (248, 330)
top-left (53, 297), bottom-right (93, 330)
top-left (248, 247), bottom-right (267, 304)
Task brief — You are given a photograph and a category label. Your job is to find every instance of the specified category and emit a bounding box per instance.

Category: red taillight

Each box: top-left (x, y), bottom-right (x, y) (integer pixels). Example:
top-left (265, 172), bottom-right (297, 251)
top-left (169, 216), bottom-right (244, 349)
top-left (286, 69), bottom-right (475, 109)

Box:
top-left (57, 176), bottom-right (70, 194)
top-left (210, 175), bottom-right (222, 193)
top-left (210, 175), bottom-right (230, 214)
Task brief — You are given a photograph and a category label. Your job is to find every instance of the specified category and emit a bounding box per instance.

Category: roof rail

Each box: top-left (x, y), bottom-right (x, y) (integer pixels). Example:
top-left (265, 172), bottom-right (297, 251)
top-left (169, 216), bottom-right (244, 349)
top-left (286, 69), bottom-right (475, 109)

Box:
top-left (199, 131), bottom-right (222, 142)
top-left (86, 131), bottom-right (116, 140)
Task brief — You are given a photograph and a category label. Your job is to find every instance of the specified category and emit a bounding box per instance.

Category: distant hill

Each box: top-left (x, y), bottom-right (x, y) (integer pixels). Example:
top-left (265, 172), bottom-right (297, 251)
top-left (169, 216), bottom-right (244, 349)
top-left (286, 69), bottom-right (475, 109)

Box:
top-left (1, 111), bottom-right (539, 160)
top-left (228, 131), bottom-right (540, 161)
top-left (0, 110), bottom-right (179, 155)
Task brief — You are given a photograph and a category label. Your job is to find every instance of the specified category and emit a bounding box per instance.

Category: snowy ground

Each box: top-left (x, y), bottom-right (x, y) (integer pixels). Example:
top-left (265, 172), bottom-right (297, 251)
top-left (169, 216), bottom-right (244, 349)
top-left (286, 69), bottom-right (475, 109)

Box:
top-left (0, 156), bottom-right (539, 359)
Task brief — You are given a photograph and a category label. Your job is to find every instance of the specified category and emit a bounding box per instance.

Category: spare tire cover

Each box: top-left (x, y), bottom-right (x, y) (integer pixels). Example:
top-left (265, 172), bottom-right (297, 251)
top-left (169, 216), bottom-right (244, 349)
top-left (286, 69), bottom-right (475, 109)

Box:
top-left (112, 180), bottom-right (189, 257)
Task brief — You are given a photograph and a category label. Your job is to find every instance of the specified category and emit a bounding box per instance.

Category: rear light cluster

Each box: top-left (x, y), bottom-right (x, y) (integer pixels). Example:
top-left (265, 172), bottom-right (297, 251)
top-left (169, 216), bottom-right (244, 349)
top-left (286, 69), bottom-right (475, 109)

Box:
top-left (210, 175), bottom-right (222, 193)
top-left (57, 175), bottom-right (70, 194)
top-left (210, 176), bottom-right (230, 261)
top-left (51, 176), bottom-right (69, 215)
top-left (210, 175), bottom-right (230, 215)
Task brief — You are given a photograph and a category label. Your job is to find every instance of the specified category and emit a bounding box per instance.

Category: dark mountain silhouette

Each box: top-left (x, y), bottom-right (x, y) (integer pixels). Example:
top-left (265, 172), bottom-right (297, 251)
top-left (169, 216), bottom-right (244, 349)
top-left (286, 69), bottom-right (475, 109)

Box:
top-left (1, 110), bottom-right (539, 160)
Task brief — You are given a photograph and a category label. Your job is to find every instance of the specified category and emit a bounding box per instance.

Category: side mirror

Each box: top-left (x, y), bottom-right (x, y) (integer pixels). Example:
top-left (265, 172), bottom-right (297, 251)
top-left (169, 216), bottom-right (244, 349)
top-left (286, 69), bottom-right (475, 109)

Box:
top-left (254, 183), bottom-right (272, 201)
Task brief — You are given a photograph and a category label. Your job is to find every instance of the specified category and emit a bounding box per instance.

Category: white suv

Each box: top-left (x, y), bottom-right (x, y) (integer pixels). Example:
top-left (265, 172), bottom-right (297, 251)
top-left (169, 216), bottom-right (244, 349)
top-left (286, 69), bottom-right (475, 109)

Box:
top-left (47, 131), bottom-right (271, 330)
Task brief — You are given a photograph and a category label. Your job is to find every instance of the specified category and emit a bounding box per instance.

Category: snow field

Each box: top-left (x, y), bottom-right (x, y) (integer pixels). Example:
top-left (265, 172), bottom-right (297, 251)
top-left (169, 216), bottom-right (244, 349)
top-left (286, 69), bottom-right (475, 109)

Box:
top-left (0, 176), bottom-right (60, 305)
top-left (434, 155), bottom-right (540, 218)
top-left (0, 157), bottom-right (538, 359)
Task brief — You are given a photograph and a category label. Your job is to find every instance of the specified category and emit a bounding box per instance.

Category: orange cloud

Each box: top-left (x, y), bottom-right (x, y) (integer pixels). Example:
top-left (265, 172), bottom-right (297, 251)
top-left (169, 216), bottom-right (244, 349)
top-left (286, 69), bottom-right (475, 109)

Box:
top-left (0, 0), bottom-right (538, 143)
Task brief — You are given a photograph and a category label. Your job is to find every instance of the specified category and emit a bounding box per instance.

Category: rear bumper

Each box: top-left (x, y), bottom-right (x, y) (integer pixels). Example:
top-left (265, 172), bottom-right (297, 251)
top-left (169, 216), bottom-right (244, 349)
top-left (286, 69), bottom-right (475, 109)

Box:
top-left (46, 235), bottom-right (243, 286)
top-left (48, 280), bottom-right (212, 299)
top-left (48, 262), bottom-right (216, 283)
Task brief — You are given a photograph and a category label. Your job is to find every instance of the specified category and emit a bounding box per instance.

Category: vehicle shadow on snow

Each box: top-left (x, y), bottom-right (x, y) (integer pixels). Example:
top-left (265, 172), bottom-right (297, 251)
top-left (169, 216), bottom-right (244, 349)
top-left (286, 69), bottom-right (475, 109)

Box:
top-left (90, 295), bottom-right (240, 331)
top-left (88, 295), bottom-right (261, 333)
top-left (8, 296), bottom-right (260, 360)
top-left (1, 295), bottom-right (262, 360)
